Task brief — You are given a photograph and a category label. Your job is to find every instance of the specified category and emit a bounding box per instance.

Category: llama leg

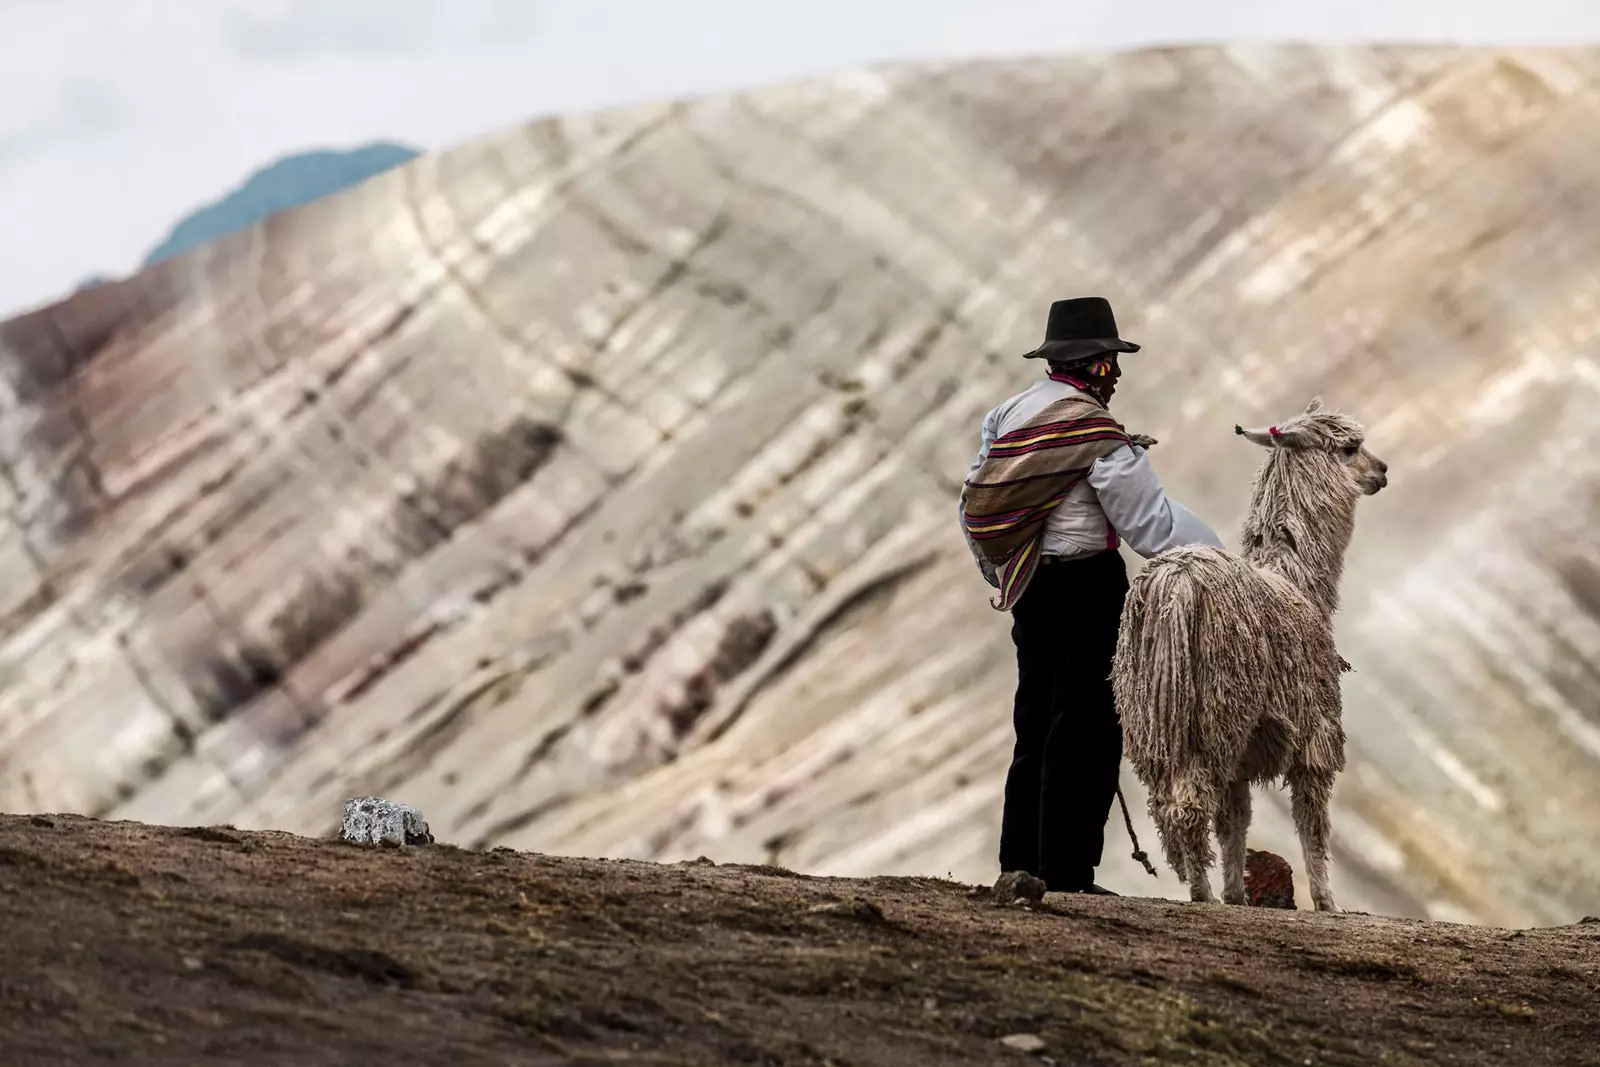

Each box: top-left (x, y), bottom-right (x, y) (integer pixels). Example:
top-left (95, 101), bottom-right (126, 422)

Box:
top-left (1182, 822), bottom-right (1217, 904)
top-left (1163, 771), bottom-right (1216, 903)
top-left (1146, 787), bottom-right (1186, 885)
top-left (1214, 778), bottom-right (1251, 905)
top-left (1289, 768), bottom-right (1338, 912)
top-left (1149, 783), bottom-right (1214, 900)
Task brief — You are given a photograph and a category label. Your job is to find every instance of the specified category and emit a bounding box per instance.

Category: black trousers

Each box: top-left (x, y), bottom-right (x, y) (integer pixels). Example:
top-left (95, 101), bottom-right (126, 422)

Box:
top-left (998, 549), bottom-right (1128, 891)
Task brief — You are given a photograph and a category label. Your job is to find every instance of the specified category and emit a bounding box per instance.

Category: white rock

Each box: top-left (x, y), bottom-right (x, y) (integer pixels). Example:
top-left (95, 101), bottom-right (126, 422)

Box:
top-left (1000, 1033), bottom-right (1047, 1054)
top-left (339, 796), bottom-right (434, 847)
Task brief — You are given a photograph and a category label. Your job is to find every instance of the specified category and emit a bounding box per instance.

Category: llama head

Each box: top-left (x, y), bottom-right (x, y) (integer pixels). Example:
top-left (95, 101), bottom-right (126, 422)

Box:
top-left (1233, 397), bottom-right (1389, 496)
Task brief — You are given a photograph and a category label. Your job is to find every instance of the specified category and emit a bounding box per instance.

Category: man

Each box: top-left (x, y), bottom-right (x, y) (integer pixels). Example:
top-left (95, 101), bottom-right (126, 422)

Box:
top-left (960, 296), bottom-right (1224, 895)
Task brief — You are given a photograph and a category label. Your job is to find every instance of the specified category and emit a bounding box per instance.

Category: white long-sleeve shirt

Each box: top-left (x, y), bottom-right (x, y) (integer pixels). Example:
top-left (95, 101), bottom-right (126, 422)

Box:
top-left (961, 377), bottom-right (1224, 585)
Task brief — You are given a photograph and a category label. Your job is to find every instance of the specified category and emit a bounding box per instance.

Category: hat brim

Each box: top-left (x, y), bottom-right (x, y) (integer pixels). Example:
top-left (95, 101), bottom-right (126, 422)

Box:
top-left (1021, 337), bottom-right (1141, 361)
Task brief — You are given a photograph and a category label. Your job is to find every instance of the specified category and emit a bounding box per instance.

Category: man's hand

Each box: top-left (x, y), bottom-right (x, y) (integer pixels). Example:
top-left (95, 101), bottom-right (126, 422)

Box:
top-left (1128, 433), bottom-right (1159, 450)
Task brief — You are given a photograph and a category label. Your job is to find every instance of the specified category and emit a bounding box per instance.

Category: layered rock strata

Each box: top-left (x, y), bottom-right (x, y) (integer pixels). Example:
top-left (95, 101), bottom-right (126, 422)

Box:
top-left (3, 45), bottom-right (1599, 925)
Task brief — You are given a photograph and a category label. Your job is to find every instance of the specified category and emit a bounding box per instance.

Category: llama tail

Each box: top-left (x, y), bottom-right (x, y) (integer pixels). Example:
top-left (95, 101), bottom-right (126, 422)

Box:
top-left (1112, 552), bottom-right (1212, 882)
top-left (1112, 554), bottom-right (1202, 772)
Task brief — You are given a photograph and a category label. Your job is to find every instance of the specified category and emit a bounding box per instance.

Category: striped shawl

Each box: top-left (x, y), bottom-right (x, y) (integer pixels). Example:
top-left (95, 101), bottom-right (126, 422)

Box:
top-left (961, 396), bottom-right (1131, 611)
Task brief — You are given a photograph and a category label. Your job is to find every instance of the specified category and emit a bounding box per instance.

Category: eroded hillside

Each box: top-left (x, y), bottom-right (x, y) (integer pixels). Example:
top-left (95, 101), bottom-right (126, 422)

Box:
top-left (2, 45), bottom-right (1600, 926)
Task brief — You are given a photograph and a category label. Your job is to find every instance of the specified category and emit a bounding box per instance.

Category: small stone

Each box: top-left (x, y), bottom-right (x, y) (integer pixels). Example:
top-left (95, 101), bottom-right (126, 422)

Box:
top-left (808, 898), bottom-right (886, 923)
top-left (993, 871), bottom-right (1047, 904)
top-left (339, 796), bottom-right (433, 847)
top-left (181, 955), bottom-right (203, 972)
top-left (922, 997), bottom-right (938, 1012)
top-left (29, 815), bottom-right (54, 828)
top-left (179, 825), bottom-right (243, 845)
top-left (1000, 1032), bottom-right (1047, 1053)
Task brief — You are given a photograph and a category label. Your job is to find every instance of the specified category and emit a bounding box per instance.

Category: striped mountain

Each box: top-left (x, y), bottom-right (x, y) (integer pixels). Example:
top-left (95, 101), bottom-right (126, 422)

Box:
top-left (2, 45), bottom-right (1598, 926)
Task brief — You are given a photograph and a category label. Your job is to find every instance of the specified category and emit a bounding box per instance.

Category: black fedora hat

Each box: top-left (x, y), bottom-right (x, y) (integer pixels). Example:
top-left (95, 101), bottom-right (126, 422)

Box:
top-left (1021, 297), bottom-right (1141, 362)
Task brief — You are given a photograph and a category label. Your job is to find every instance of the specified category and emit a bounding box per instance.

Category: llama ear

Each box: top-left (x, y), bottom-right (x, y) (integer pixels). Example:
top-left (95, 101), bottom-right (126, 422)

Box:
top-left (1235, 425), bottom-right (1277, 447)
top-left (1235, 423), bottom-right (1314, 449)
top-left (1305, 396), bottom-right (1324, 414)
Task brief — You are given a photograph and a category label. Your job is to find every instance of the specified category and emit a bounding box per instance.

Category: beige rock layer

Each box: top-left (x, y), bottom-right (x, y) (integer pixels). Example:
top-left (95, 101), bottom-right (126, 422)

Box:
top-left (2, 45), bottom-right (1598, 926)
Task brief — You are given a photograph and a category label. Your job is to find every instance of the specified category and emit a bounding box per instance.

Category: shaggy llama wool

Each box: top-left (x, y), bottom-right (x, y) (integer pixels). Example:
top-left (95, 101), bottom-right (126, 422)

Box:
top-left (1109, 398), bottom-right (1388, 912)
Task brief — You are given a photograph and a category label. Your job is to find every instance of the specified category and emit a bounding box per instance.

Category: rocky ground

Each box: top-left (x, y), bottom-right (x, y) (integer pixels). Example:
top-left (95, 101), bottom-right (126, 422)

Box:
top-left (0, 814), bottom-right (1595, 1066)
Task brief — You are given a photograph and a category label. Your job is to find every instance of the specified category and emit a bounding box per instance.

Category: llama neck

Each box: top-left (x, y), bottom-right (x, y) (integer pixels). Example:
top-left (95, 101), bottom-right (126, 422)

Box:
top-left (1237, 451), bottom-right (1360, 618)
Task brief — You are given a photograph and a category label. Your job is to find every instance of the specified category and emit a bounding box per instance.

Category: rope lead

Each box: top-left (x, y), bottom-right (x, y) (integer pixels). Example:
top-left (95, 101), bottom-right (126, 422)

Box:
top-left (1117, 785), bottom-right (1159, 878)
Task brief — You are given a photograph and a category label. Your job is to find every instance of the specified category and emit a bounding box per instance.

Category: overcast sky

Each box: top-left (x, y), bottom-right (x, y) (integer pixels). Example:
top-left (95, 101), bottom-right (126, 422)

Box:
top-left (3, 0), bottom-right (1598, 318)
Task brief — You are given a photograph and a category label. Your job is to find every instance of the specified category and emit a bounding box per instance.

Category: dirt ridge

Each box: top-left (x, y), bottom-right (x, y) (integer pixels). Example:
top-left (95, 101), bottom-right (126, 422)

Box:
top-left (1, 814), bottom-right (1595, 1065)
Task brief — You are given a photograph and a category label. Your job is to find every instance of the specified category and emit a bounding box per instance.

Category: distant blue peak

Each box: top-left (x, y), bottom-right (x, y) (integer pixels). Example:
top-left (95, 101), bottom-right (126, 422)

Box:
top-left (142, 141), bottom-right (422, 267)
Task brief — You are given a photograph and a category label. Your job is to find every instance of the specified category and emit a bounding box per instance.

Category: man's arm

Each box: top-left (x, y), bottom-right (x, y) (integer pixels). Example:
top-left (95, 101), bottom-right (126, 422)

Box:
top-left (1086, 443), bottom-right (1225, 558)
top-left (964, 409), bottom-right (999, 481)
top-left (959, 410), bottom-right (1003, 588)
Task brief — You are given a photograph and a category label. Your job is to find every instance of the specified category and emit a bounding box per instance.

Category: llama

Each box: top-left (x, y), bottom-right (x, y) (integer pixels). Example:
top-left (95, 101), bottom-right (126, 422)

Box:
top-left (1109, 398), bottom-right (1388, 912)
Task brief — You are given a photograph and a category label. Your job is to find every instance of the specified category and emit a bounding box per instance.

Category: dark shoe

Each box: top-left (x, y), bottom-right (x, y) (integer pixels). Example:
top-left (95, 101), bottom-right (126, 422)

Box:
top-left (1041, 870), bottom-right (1117, 895)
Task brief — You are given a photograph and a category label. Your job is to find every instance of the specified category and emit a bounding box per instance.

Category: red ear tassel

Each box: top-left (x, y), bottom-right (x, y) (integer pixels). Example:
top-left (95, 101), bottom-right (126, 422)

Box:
top-left (1268, 426), bottom-right (1282, 437)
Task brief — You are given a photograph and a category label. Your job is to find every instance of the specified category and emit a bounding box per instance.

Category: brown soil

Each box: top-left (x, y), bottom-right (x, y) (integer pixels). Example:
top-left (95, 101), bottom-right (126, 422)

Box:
top-left (1, 814), bottom-right (1596, 1066)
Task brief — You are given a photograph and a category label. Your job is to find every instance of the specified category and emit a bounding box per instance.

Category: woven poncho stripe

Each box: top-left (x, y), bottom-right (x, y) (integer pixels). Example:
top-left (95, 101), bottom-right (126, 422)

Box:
top-left (962, 396), bottom-right (1130, 611)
